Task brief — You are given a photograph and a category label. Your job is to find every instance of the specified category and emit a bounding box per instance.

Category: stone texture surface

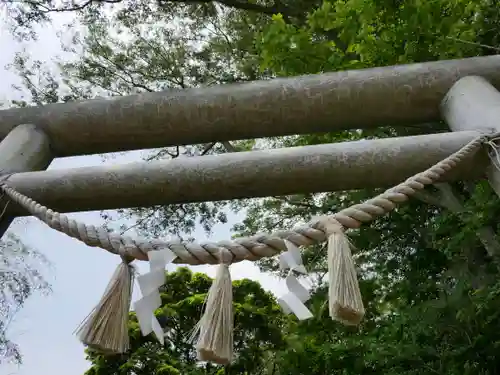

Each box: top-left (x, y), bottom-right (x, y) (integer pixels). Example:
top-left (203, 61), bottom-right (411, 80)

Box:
top-left (442, 75), bottom-right (500, 197)
top-left (0, 56), bottom-right (500, 156)
top-left (5, 131), bottom-right (486, 215)
top-left (0, 124), bottom-right (53, 237)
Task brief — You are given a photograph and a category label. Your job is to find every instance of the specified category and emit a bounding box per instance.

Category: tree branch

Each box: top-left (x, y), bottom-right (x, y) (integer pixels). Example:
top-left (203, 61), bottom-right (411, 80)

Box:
top-left (431, 183), bottom-right (500, 257)
top-left (200, 141), bottom-right (237, 155)
top-left (157, 0), bottom-right (288, 16)
top-left (413, 190), bottom-right (447, 208)
top-left (22, 0), bottom-right (122, 13)
top-left (19, 0), bottom-right (354, 56)
top-left (221, 141), bottom-right (237, 152)
top-left (215, 0), bottom-right (286, 15)
top-left (201, 142), bottom-right (216, 155)
top-left (272, 196), bottom-right (323, 211)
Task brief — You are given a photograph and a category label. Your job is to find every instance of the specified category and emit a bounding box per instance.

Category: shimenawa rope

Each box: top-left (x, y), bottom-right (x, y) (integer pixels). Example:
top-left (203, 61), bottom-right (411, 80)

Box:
top-left (0, 135), bottom-right (485, 265)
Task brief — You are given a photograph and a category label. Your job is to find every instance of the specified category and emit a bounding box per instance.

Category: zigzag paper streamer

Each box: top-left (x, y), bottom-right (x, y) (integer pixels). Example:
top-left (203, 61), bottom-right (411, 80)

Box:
top-left (277, 240), bottom-right (313, 320)
top-left (134, 248), bottom-right (176, 344)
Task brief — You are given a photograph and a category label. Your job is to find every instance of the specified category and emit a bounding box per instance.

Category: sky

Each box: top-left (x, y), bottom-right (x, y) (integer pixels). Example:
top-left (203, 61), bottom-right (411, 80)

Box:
top-left (0, 15), bottom-right (288, 375)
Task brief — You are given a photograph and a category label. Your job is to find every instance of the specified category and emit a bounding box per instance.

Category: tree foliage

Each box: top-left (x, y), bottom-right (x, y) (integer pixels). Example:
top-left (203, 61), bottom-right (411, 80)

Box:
top-left (0, 231), bottom-right (51, 365)
top-left (5, 0), bottom-right (500, 374)
top-left (85, 267), bottom-right (286, 375)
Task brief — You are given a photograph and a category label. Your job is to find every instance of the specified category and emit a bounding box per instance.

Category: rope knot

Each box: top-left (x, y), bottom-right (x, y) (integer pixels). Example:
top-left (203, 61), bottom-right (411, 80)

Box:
top-left (218, 247), bottom-right (234, 265)
top-left (118, 245), bottom-right (136, 264)
top-left (317, 216), bottom-right (344, 237)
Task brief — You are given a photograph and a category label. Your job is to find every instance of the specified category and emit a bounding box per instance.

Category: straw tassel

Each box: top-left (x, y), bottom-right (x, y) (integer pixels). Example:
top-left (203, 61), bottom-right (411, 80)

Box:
top-left (76, 256), bottom-right (135, 354)
top-left (323, 218), bottom-right (365, 326)
top-left (192, 248), bottom-right (233, 364)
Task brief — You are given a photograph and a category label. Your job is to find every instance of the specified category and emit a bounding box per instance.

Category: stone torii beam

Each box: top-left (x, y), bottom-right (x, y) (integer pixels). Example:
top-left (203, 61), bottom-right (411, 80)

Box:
top-left (0, 55), bottom-right (500, 156)
top-left (442, 75), bottom-right (500, 198)
top-left (0, 124), bottom-right (53, 237)
top-left (3, 131), bottom-right (486, 215)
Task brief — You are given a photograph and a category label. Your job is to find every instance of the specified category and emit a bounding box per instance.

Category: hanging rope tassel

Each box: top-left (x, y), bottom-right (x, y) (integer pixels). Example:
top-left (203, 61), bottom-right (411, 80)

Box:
top-left (191, 248), bottom-right (234, 364)
top-left (75, 254), bottom-right (135, 354)
top-left (322, 218), bottom-right (365, 326)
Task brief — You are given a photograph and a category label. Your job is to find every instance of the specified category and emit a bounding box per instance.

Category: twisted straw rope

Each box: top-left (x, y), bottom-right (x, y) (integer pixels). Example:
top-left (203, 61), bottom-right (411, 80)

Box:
top-left (0, 135), bottom-right (486, 265)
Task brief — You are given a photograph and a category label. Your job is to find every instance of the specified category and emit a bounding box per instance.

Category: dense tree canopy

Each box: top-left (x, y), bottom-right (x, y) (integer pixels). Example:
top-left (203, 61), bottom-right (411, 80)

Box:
top-left (85, 267), bottom-right (286, 375)
top-left (4, 0), bottom-right (500, 374)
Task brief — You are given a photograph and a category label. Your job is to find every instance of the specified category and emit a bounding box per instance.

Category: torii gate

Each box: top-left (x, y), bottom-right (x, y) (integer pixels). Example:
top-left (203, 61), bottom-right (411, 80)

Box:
top-left (1, 55), bottom-right (500, 364)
